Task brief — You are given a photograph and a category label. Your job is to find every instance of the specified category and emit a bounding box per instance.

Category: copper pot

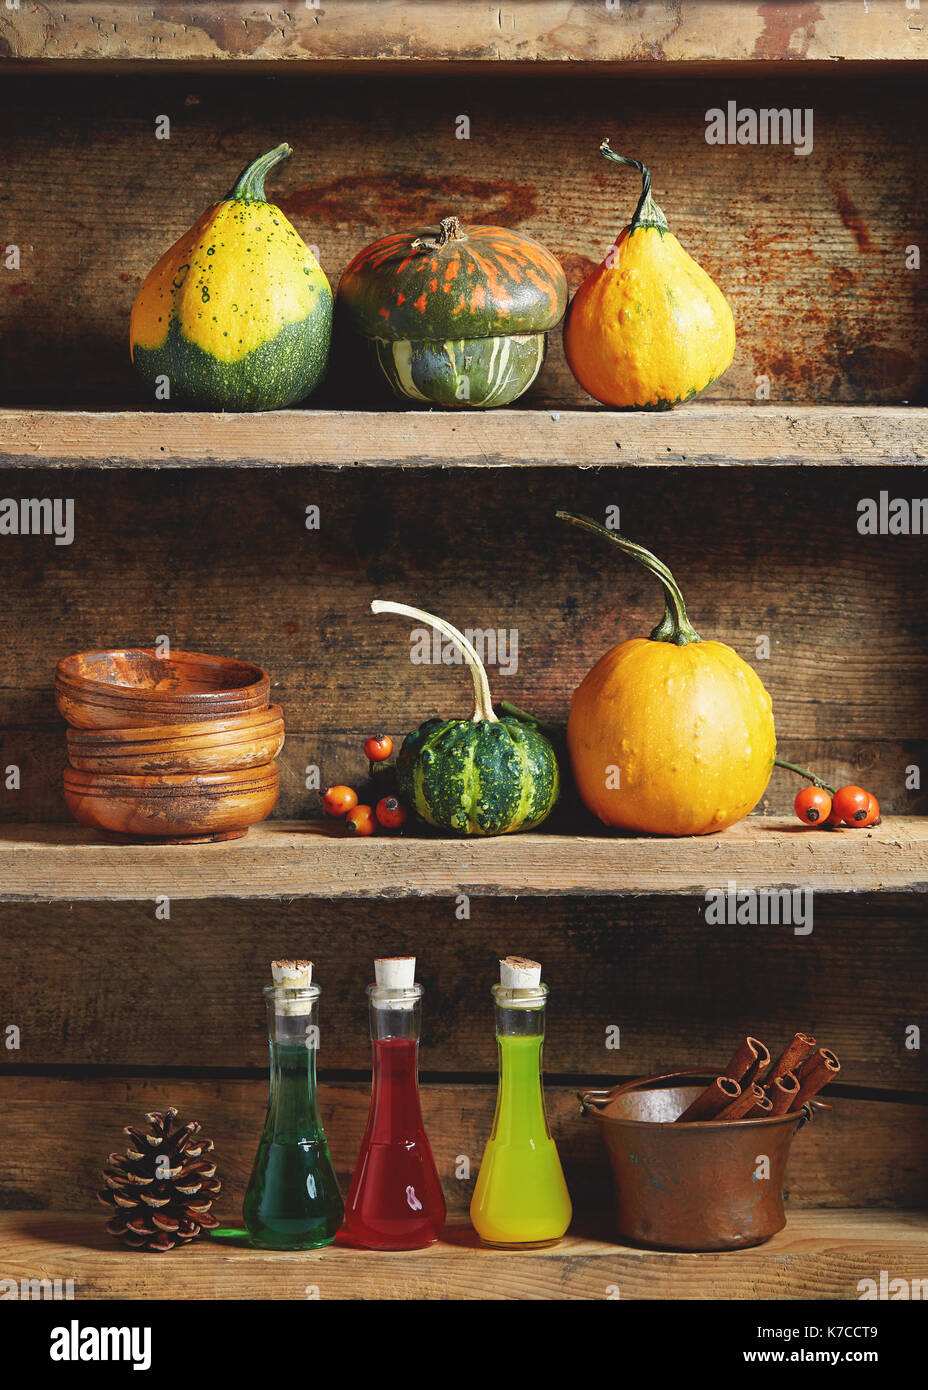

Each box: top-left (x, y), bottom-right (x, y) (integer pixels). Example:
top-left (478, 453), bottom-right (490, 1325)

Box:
top-left (580, 1068), bottom-right (828, 1252)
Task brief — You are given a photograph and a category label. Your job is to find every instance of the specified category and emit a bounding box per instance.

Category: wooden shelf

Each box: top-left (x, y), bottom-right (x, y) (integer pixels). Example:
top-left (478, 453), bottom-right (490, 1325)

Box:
top-left (3, 1210), bottom-right (926, 1300)
top-left (1, 406), bottom-right (925, 470)
top-left (3, 2), bottom-right (926, 68)
top-left (1, 817), bottom-right (925, 902)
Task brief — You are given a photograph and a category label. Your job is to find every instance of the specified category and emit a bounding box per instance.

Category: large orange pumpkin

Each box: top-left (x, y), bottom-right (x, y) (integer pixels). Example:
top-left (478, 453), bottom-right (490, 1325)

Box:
top-left (564, 143), bottom-right (735, 409)
top-left (560, 514), bottom-right (775, 836)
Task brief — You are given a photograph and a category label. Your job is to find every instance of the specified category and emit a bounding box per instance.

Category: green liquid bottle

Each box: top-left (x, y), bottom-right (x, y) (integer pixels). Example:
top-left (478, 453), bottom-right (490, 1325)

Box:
top-left (243, 959), bottom-right (344, 1250)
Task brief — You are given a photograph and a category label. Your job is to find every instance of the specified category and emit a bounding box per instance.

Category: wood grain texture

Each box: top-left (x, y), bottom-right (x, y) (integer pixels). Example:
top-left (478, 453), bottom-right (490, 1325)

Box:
top-left (3, 2), bottom-right (926, 66)
top-left (0, 816), bottom-right (926, 900)
top-left (1, 1077), bottom-right (924, 1217)
top-left (1, 896), bottom-right (925, 1088)
top-left (4, 1211), bottom-right (927, 1302)
top-left (2, 406), bottom-right (927, 469)
top-left (0, 71), bottom-right (925, 407)
top-left (0, 467), bottom-right (925, 820)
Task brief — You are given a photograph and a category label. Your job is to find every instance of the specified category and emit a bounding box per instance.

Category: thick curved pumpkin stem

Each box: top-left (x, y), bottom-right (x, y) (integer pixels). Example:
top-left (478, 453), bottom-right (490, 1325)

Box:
top-left (371, 600), bottom-right (498, 722)
top-left (600, 142), bottom-right (669, 234)
top-left (228, 143), bottom-right (292, 202)
top-left (556, 511), bottom-right (701, 646)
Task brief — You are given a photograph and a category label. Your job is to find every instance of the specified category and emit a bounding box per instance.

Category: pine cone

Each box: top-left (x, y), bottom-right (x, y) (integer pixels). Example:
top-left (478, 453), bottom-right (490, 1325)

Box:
top-left (98, 1107), bottom-right (221, 1252)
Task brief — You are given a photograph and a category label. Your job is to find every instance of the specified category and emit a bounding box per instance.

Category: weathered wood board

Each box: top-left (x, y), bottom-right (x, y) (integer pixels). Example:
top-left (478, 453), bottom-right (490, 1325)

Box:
top-left (0, 70), bottom-right (925, 406)
top-left (0, 895), bottom-right (925, 1087)
top-left (1, 1077), bottom-right (925, 1217)
top-left (3, 1211), bottom-right (927, 1302)
top-left (2, 407), bottom-right (926, 469)
top-left (1, 817), bottom-right (926, 898)
top-left (2, 2), bottom-right (926, 66)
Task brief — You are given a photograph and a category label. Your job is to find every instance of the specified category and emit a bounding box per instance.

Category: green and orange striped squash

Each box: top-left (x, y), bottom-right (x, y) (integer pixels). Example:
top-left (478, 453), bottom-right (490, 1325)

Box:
top-left (337, 217), bottom-right (567, 408)
top-left (130, 143), bottom-right (332, 411)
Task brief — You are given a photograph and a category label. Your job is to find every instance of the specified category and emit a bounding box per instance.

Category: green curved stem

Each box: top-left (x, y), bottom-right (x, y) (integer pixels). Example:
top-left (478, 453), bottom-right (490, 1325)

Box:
top-left (556, 511), bottom-right (701, 646)
top-left (774, 758), bottom-right (837, 796)
top-left (600, 141), bottom-right (669, 234)
top-left (371, 600), bottom-right (498, 723)
top-left (228, 143), bottom-right (292, 202)
top-left (497, 700), bottom-right (560, 739)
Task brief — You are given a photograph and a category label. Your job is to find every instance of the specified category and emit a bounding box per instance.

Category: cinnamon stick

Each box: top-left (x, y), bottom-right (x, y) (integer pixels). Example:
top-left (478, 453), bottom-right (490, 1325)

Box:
top-left (715, 1082), bottom-right (766, 1122)
top-left (721, 1036), bottom-right (771, 1087)
top-left (676, 1076), bottom-right (740, 1122)
top-left (769, 1032), bottom-right (816, 1083)
top-left (747, 1091), bottom-right (774, 1118)
top-left (790, 1048), bottom-right (841, 1110)
top-left (768, 1071), bottom-right (800, 1114)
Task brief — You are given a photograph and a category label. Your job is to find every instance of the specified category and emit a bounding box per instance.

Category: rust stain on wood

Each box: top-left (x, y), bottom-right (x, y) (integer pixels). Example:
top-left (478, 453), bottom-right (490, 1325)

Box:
top-left (753, 3), bottom-right (824, 60)
top-left (832, 181), bottom-right (874, 253)
top-left (277, 172), bottom-right (538, 231)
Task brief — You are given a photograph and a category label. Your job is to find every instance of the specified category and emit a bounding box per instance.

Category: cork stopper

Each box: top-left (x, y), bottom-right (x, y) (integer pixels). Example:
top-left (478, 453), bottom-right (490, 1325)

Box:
top-left (269, 959), bottom-right (317, 1016)
top-left (272, 959), bottom-right (313, 988)
top-left (500, 956), bottom-right (542, 989)
top-left (374, 956), bottom-right (416, 989)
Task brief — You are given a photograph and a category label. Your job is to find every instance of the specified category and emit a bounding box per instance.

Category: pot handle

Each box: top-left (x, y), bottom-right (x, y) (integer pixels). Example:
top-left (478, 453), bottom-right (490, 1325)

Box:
top-left (796, 1099), bottom-right (832, 1129)
top-left (578, 1067), bottom-right (718, 1115)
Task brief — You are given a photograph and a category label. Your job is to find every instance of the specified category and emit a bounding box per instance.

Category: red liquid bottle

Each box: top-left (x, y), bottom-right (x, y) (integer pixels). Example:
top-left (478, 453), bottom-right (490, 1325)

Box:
top-left (343, 956), bottom-right (446, 1249)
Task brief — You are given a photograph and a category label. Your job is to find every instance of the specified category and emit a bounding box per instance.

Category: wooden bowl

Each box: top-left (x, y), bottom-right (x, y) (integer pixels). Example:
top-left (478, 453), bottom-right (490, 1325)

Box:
top-left (55, 649), bottom-right (271, 730)
top-left (66, 706), bottom-right (285, 775)
top-left (63, 763), bottom-right (279, 842)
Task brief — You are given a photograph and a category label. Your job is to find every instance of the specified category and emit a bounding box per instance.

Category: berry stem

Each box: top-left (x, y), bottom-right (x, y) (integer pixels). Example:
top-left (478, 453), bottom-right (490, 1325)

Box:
top-left (775, 757), bottom-right (837, 796)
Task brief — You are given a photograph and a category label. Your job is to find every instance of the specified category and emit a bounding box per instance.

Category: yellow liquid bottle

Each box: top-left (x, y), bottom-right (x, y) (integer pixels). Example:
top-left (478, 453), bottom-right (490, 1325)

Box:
top-left (470, 957), bottom-right (572, 1247)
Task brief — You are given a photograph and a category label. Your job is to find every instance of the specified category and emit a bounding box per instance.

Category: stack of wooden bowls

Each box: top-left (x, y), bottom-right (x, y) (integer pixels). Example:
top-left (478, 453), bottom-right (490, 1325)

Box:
top-left (55, 649), bottom-right (284, 842)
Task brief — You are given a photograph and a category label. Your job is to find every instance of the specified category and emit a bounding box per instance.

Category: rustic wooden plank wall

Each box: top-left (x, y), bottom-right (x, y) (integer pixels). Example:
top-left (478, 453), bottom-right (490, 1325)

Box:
top-left (0, 70), bottom-right (925, 407)
top-left (2, 1078), bottom-right (925, 1219)
top-left (0, 897), bottom-right (924, 1088)
top-left (0, 466), bottom-right (925, 819)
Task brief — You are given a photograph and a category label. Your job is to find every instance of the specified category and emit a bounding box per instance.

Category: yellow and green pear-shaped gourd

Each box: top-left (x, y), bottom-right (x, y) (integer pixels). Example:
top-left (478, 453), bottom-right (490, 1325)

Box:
top-left (564, 143), bottom-right (735, 409)
top-left (130, 143), bottom-right (332, 411)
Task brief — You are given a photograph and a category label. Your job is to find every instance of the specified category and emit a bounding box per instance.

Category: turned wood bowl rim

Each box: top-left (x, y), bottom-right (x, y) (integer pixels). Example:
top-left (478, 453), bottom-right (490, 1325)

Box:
top-left (55, 648), bottom-right (271, 703)
top-left (63, 763), bottom-right (280, 796)
top-left (66, 705), bottom-right (285, 750)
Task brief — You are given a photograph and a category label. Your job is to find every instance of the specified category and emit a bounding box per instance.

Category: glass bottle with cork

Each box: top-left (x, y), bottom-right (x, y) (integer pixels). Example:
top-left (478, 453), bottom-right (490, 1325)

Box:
top-left (243, 959), bottom-right (343, 1249)
top-left (342, 955), bottom-right (446, 1250)
top-left (470, 955), bottom-right (572, 1247)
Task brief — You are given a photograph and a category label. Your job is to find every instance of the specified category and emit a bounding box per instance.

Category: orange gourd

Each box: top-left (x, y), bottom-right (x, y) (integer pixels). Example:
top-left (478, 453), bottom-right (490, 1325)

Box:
top-left (560, 513), bottom-right (775, 836)
top-left (564, 143), bottom-right (735, 409)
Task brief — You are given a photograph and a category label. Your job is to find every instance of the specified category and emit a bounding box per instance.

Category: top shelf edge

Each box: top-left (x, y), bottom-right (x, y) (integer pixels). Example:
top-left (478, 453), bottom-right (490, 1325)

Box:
top-left (2, 1), bottom-right (927, 74)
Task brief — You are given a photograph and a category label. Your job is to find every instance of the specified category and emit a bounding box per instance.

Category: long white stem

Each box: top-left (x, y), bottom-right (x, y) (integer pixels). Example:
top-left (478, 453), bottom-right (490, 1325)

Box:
top-left (371, 599), bottom-right (497, 723)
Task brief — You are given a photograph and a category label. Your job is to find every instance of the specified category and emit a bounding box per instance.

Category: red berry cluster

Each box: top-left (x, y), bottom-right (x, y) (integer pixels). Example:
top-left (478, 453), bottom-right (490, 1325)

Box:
top-left (322, 736), bottom-right (409, 836)
top-left (794, 783), bottom-right (880, 830)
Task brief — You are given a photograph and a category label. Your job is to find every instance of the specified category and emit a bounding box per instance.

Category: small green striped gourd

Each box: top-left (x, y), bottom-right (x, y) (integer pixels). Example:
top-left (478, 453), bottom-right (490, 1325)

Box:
top-left (130, 143), bottom-right (332, 411)
top-left (340, 218), bottom-right (567, 409)
top-left (371, 601), bottom-right (559, 836)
